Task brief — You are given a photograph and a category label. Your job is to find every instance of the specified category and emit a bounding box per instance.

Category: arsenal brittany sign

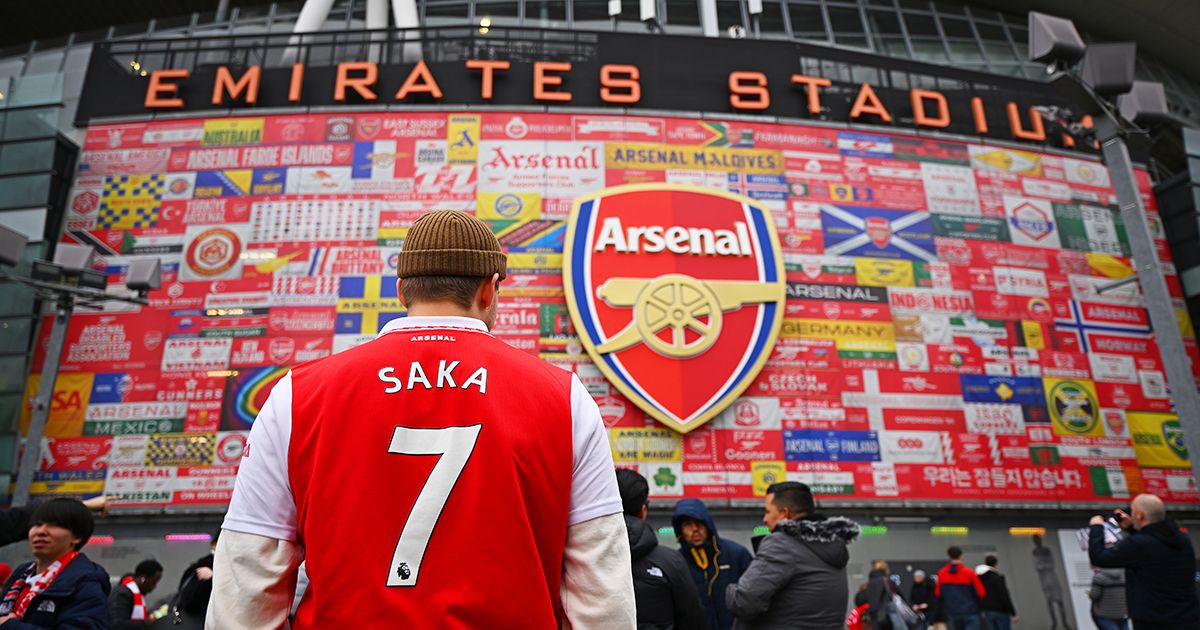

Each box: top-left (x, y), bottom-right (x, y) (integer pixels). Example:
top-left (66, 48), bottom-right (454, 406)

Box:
top-left (564, 184), bottom-right (786, 433)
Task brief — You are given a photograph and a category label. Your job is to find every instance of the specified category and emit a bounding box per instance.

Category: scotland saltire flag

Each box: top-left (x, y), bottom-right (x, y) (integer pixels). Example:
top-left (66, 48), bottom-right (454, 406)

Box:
top-left (819, 205), bottom-right (936, 262)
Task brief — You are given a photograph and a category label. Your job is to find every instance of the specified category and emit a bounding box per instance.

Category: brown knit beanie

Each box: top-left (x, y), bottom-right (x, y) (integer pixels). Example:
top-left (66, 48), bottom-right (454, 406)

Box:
top-left (397, 211), bottom-right (508, 279)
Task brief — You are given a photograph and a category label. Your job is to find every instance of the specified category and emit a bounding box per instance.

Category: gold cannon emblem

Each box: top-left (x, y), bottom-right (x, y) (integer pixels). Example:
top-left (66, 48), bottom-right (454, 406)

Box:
top-left (595, 273), bottom-right (785, 358)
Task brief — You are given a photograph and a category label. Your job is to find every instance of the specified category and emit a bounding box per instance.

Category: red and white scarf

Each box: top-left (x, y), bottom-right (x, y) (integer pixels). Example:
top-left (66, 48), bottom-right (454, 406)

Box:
top-left (7, 550), bottom-right (79, 618)
top-left (120, 576), bottom-right (147, 620)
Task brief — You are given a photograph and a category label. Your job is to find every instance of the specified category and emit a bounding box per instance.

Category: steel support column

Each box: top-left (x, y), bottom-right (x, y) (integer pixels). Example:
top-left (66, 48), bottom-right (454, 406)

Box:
top-left (1098, 116), bottom-right (1200, 490)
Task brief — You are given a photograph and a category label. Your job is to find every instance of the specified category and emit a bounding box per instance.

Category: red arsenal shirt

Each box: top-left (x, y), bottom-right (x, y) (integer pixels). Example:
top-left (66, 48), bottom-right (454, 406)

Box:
top-left (223, 316), bottom-right (621, 629)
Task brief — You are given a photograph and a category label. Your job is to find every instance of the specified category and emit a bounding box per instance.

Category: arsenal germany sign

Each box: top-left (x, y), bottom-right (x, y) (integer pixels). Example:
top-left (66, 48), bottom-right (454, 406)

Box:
top-left (564, 184), bottom-right (786, 433)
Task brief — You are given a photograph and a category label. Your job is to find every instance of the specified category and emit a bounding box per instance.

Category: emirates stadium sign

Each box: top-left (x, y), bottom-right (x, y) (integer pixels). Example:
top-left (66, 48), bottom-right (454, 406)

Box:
top-left (564, 184), bottom-right (786, 433)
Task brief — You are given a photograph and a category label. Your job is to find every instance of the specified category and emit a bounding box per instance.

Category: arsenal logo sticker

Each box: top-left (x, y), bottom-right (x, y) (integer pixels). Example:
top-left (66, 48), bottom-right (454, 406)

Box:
top-left (565, 184), bottom-right (786, 433)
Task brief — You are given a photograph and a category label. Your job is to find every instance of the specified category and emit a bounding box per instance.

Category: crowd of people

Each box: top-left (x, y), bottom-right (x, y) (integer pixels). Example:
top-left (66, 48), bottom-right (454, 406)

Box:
top-left (0, 496), bottom-right (217, 630)
top-left (611, 470), bottom-right (1200, 630)
top-left (0, 213), bottom-right (1183, 630)
top-left (0, 488), bottom-right (1195, 629)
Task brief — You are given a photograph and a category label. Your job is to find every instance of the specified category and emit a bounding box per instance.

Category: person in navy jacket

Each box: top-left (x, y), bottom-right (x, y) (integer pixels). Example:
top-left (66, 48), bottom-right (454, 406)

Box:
top-left (1089, 493), bottom-right (1200, 630)
top-left (0, 498), bottom-right (111, 629)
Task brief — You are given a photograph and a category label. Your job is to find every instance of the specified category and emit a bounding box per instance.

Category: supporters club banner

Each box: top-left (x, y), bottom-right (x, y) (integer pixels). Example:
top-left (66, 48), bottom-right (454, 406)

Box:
top-left (31, 110), bottom-right (1197, 509)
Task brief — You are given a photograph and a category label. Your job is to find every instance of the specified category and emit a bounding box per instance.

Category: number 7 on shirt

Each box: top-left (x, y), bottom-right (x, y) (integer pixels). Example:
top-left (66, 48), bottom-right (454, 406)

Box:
top-left (386, 424), bottom-right (482, 587)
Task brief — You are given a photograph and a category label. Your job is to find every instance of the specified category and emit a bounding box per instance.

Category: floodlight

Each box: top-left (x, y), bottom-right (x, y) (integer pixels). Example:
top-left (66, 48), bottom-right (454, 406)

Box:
top-left (639, 0), bottom-right (655, 22)
top-left (125, 258), bottom-right (162, 292)
top-left (747, 0), bottom-right (762, 16)
top-left (30, 260), bottom-right (63, 283)
top-left (52, 243), bottom-right (96, 275)
top-left (608, 0), bottom-right (620, 16)
top-left (1080, 42), bottom-right (1136, 98)
top-left (1028, 12), bottom-right (1085, 68)
top-left (1117, 81), bottom-right (1170, 125)
top-left (0, 225), bottom-right (28, 268)
top-left (77, 269), bottom-right (108, 291)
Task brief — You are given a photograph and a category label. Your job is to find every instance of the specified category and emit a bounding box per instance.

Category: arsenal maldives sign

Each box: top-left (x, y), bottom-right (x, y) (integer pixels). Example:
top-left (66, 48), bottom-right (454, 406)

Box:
top-left (565, 184), bottom-right (786, 433)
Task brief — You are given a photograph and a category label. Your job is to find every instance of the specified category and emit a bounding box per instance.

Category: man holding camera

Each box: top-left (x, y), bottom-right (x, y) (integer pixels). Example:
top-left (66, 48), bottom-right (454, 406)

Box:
top-left (1088, 493), bottom-right (1200, 630)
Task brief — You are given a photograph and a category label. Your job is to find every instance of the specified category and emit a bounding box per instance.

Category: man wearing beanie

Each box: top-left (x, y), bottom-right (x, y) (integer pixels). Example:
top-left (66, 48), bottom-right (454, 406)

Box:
top-left (210, 210), bottom-right (635, 629)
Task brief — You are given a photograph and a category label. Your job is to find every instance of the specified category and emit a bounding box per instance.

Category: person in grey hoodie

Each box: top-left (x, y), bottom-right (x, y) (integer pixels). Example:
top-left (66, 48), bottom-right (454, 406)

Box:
top-left (1089, 567), bottom-right (1128, 630)
top-left (725, 481), bottom-right (860, 630)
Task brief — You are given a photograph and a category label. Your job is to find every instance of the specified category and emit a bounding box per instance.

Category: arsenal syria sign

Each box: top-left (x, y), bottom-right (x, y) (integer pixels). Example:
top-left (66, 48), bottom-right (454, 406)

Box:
top-left (565, 184), bottom-right (786, 433)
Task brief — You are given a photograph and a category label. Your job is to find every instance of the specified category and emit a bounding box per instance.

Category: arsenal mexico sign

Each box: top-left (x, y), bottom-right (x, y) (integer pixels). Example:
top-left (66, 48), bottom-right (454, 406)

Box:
top-left (565, 184), bottom-right (786, 433)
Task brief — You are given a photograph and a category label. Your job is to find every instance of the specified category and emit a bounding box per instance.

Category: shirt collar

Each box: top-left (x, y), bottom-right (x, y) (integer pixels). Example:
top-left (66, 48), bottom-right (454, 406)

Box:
top-left (377, 315), bottom-right (490, 338)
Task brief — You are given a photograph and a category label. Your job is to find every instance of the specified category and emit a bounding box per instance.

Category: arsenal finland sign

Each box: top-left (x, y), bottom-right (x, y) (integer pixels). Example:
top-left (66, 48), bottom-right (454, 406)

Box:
top-left (565, 184), bottom-right (785, 433)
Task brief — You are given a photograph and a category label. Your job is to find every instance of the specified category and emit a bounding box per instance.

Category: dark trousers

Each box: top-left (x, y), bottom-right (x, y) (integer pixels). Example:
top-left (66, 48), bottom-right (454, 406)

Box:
top-left (982, 611), bottom-right (1011, 630)
top-left (949, 615), bottom-right (982, 630)
top-left (1093, 615), bottom-right (1129, 630)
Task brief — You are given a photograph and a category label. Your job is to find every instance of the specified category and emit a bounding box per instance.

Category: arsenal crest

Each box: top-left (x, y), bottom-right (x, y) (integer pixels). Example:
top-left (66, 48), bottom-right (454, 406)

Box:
top-left (564, 184), bottom-right (786, 433)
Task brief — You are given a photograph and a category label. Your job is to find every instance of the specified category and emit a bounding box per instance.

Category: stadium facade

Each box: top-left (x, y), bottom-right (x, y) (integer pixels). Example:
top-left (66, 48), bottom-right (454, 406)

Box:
top-left (1, 0), bottom-right (1199, 623)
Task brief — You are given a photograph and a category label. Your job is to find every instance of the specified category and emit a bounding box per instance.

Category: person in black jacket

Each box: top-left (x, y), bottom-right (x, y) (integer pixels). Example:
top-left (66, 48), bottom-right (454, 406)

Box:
top-left (976, 556), bottom-right (1017, 630)
top-left (0, 498), bottom-right (111, 629)
top-left (673, 498), bottom-right (753, 630)
top-left (907, 570), bottom-right (937, 629)
top-left (1089, 493), bottom-right (1200, 630)
top-left (617, 469), bottom-right (705, 630)
top-left (109, 559), bottom-right (162, 628)
top-left (171, 530), bottom-right (218, 629)
top-left (866, 560), bottom-right (903, 630)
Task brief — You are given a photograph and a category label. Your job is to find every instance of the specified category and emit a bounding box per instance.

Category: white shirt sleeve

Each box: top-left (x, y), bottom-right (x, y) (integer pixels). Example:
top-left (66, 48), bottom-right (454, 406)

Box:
top-left (560, 512), bottom-right (637, 630)
top-left (568, 374), bottom-right (623, 526)
top-left (206, 529), bottom-right (302, 630)
top-left (222, 371), bottom-right (298, 541)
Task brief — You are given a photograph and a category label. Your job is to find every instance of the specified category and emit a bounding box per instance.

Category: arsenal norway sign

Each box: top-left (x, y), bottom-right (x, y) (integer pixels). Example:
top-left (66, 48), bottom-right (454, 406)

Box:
top-left (565, 184), bottom-right (786, 433)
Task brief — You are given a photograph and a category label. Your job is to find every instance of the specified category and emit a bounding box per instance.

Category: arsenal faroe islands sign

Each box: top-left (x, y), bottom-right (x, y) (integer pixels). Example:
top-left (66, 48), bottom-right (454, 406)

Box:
top-left (565, 184), bottom-right (786, 434)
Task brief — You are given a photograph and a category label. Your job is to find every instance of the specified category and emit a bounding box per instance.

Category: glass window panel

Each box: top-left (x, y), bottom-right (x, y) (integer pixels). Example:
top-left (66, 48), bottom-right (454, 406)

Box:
top-left (528, 0), bottom-right (567, 27)
top-left (908, 38), bottom-right (948, 63)
top-left (0, 107), bottom-right (58, 141)
top-left (424, 2), bottom-right (469, 25)
top-left (0, 393), bottom-right (21, 432)
top-left (6, 74), bottom-right (63, 108)
top-left (0, 319), bottom-right (32, 354)
top-left (0, 175), bottom-right (49, 209)
top-left (875, 36), bottom-right (909, 57)
top-left (939, 16), bottom-right (972, 37)
top-left (827, 6), bottom-right (863, 33)
top-left (756, 2), bottom-right (788, 37)
top-left (0, 140), bottom-right (54, 174)
top-left (946, 39), bottom-right (982, 62)
top-left (902, 12), bottom-right (938, 36)
top-left (0, 356), bottom-right (29, 393)
top-left (821, 60), bottom-right (853, 83)
top-left (24, 52), bottom-right (64, 76)
top-left (897, 0), bottom-right (929, 10)
top-left (835, 35), bottom-right (869, 49)
top-left (787, 2), bottom-right (826, 39)
top-left (475, 2), bottom-right (520, 26)
top-left (1007, 25), bottom-right (1029, 48)
top-left (975, 22), bottom-right (1005, 40)
top-left (573, 0), bottom-right (611, 27)
top-left (867, 10), bottom-right (902, 35)
top-left (716, 0), bottom-right (745, 31)
top-left (909, 73), bottom-right (938, 89)
top-left (982, 41), bottom-right (1016, 63)
top-left (665, 0), bottom-right (701, 27)
top-left (931, 0), bottom-right (964, 16)
top-left (0, 285), bottom-right (33, 317)
top-left (852, 66), bottom-right (880, 85)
